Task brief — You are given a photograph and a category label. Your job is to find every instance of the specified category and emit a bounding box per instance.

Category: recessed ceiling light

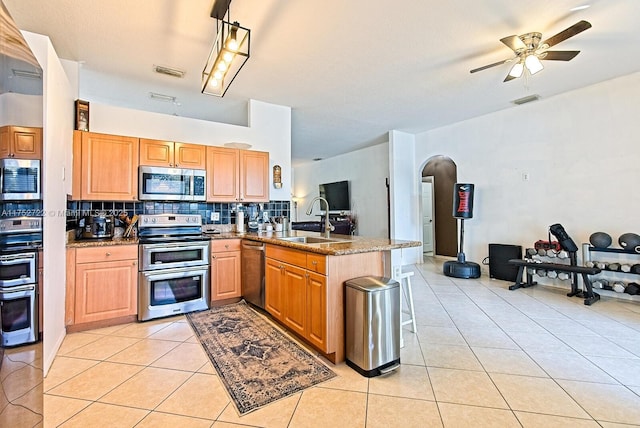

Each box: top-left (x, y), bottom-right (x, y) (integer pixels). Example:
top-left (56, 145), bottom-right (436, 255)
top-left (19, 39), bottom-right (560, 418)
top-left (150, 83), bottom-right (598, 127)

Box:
top-left (153, 65), bottom-right (185, 78)
top-left (570, 4), bottom-right (590, 11)
top-left (149, 92), bottom-right (177, 102)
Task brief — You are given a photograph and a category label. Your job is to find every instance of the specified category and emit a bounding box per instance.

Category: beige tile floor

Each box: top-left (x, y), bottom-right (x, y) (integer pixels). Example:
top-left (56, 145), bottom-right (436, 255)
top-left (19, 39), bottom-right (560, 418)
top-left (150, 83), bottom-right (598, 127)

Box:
top-left (6, 256), bottom-right (640, 427)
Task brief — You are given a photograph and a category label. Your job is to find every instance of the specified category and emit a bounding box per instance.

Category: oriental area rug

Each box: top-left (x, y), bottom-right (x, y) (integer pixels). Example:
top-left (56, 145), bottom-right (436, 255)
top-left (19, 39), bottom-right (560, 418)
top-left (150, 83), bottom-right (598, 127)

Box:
top-left (186, 301), bottom-right (336, 415)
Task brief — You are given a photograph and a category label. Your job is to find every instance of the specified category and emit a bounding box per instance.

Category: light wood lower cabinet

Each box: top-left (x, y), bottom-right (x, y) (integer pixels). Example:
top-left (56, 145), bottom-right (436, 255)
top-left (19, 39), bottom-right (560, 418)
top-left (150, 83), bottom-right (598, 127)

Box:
top-left (265, 243), bottom-right (383, 363)
top-left (265, 245), bottom-right (328, 352)
top-left (66, 245), bottom-right (138, 326)
top-left (210, 239), bottom-right (241, 302)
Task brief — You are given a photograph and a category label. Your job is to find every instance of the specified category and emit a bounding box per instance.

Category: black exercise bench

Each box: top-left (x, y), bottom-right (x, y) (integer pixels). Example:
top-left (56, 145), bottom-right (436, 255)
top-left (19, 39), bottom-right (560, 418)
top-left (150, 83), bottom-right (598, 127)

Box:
top-left (508, 259), bottom-right (601, 305)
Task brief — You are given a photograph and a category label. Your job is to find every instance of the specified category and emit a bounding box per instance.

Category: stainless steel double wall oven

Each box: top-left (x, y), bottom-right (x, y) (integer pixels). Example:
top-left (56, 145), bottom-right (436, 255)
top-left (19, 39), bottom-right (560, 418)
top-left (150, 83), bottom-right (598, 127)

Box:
top-left (0, 217), bottom-right (42, 347)
top-left (137, 214), bottom-right (210, 321)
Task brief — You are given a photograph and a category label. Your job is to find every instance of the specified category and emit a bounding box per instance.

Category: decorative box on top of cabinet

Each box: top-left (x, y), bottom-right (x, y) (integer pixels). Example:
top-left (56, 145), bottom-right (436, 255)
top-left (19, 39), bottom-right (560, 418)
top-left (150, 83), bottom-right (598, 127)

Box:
top-left (139, 138), bottom-right (206, 169)
top-left (72, 131), bottom-right (139, 200)
top-left (206, 146), bottom-right (269, 202)
top-left (0, 126), bottom-right (42, 159)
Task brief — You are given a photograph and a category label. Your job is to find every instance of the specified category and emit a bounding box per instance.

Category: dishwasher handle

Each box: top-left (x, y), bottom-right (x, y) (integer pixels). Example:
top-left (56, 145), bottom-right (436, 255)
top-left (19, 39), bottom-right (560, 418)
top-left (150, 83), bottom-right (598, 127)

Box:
top-left (242, 241), bottom-right (265, 251)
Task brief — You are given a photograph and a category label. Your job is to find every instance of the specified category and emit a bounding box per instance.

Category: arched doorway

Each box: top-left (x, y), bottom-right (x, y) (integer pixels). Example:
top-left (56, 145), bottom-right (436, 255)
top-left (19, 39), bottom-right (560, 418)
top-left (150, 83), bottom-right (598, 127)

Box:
top-left (422, 156), bottom-right (457, 257)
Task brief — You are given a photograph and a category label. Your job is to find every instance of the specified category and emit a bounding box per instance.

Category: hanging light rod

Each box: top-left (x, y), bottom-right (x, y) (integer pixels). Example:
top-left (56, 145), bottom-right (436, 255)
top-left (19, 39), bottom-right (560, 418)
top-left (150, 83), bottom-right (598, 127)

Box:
top-left (201, 0), bottom-right (250, 97)
top-left (211, 0), bottom-right (232, 19)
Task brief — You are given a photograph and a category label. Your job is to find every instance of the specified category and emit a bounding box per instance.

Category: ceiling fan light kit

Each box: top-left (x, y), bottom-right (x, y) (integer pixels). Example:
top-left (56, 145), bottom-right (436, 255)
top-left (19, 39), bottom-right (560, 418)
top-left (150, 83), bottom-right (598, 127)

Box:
top-left (470, 20), bottom-right (592, 82)
top-left (202, 0), bottom-right (250, 97)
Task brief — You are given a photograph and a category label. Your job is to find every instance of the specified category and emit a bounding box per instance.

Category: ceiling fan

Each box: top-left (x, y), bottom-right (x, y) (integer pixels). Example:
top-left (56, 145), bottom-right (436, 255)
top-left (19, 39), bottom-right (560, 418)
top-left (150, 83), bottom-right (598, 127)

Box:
top-left (470, 20), bottom-right (592, 82)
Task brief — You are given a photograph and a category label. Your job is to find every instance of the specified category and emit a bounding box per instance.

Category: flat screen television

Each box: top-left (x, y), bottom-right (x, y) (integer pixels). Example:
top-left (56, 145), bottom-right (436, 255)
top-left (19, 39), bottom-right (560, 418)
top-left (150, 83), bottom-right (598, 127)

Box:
top-left (319, 180), bottom-right (350, 212)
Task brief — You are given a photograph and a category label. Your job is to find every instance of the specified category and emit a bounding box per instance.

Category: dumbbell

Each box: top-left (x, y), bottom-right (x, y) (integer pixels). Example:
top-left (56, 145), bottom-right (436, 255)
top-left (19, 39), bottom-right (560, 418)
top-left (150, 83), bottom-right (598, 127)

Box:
top-left (612, 281), bottom-right (626, 293)
top-left (608, 263), bottom-right (621, 271)
top-left (547, 270), bottom-right (558, 279)
top-left (526, 267), bottom-right (535, 276)
top-left (537, 248), bottom-right (547, 256)
top-left (621, 264), bottom-right (631, 273)
top-left (557, 250), bottom-right (569, 259)
top-left (585, 261), bottom-right (596, 268)
top-left (595, 261), bottom-right (608, 270)
top-left (536, 269), bottom-right (547, 277)
top-left (526, 248), bottom-right (537, 257)
top-left (546, 250), bottom-right (557, 258)
top-left (558, 272), bottom-right (570, 281)
top-left (592, 278), bottom-right (609, 289)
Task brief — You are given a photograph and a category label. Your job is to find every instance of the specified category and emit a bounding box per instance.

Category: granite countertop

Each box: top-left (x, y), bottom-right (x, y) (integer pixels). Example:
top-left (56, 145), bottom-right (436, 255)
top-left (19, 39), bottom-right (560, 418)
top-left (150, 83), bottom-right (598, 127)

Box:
top-left (66, 230), bottom-right (421, 255)
top-left (239, 230), bottom-right (421, 256)
top-left (66, 237), bottom-right (139, 248)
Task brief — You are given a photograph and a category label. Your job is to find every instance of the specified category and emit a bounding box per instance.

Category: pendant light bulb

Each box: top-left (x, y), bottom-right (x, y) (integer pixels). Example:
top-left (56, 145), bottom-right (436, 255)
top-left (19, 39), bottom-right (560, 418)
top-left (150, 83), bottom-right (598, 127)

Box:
top-left (227, 26), bottom-right (239, 51)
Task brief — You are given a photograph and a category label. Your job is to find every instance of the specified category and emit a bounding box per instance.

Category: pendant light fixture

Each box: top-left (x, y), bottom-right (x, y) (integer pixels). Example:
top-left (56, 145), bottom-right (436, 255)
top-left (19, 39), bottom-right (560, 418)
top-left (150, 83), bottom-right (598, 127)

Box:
top-left (201, 0), bottom-right (250, 97)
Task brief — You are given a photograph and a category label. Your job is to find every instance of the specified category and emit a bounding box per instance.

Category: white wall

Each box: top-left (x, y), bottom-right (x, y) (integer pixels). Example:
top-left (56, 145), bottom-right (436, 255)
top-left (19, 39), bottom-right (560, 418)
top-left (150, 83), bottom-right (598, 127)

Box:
top-left (24, 31), bottom-right (74, 375)
top-left (293, 142), bottom-right (389, 238)
top-left (389, 130), bottom-right (422, 265)
top-left (413, 71), bottom-right (640, 267)
top-left (0, 93), bottom-right (42, 126)
top-left (86, 99), bottom-right (292, 201)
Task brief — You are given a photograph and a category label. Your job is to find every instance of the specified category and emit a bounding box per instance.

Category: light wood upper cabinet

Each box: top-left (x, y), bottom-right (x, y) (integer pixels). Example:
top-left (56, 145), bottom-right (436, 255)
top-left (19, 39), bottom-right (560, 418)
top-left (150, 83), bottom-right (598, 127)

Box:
top-left (0, 126), bottom-right (42, 159)
top-left (206, 146), bottom-right (239, 202)
top-left (72, 131), bottom-right (139, 201)
top-left (241, 149), bottom-right (269, 202)
top-left (206, 146), bottom-right (269, 202)
top-left (139, 138), bottom-right (206, 169)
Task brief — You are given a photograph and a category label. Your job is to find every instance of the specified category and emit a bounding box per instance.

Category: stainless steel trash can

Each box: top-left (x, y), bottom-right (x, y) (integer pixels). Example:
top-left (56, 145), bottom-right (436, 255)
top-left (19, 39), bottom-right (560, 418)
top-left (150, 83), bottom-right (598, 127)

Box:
top-left (345, 276), bottom-right (400, 377)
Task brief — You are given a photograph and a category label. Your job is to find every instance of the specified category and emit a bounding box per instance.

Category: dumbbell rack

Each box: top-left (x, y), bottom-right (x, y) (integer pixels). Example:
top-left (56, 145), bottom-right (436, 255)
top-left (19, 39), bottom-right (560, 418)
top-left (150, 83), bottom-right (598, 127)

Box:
top-left (509, 246), bottom-right (602, 305)
top-left (582, 243), bottom-right (640, 301)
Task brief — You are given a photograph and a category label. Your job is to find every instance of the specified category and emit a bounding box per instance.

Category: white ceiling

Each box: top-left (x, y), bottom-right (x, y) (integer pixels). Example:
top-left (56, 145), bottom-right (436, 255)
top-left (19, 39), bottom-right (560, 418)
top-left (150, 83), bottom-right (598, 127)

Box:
top-left (5, 0), bottom-right (640, 165)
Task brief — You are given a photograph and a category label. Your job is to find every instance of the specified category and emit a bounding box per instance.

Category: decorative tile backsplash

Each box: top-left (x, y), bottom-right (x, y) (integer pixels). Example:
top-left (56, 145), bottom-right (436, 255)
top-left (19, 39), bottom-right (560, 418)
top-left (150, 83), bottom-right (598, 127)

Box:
top-left (65, 200), bottom-right (290, 226)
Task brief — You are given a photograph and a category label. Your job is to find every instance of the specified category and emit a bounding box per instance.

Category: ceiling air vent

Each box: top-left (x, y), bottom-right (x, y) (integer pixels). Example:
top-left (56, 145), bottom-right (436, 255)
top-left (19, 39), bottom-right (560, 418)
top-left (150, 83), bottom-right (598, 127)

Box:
top-left (512, 94), bottom-right (540, 105)
top-left (153, 65), bottom-right (185, 78)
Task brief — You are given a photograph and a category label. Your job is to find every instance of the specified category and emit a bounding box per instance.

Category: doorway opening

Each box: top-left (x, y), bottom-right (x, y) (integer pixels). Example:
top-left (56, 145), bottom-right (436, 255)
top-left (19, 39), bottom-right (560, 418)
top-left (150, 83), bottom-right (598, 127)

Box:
top-left (421, 156), bottom-right (457, 257)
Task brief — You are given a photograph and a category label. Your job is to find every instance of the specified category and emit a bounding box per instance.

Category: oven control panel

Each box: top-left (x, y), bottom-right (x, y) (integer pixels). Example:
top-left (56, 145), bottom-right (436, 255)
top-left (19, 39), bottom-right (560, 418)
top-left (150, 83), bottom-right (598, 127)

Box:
top-left (138, 214), bottom-right (202, 228)
top-left (0, 217), bottom-right (43, 234)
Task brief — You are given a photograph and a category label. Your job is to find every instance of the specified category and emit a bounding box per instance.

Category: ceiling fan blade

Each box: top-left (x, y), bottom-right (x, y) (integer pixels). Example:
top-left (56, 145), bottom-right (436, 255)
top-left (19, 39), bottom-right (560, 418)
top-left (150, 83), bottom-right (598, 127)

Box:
top-left (470, 58), bottom-right (512, 74)
top-left (503, 73), bottom-right (518, 83)
top-left (540, 50), bottom-right (580, 61)
top-left (541, 20), bottom-right (592, 48)
top-left (500, 35), bottom-right (527, 52)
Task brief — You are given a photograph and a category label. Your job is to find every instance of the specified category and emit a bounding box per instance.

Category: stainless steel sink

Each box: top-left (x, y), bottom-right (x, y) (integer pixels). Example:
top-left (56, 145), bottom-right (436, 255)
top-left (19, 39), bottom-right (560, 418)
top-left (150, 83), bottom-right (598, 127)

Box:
top-left (276, 236), bottom-right (351, 244)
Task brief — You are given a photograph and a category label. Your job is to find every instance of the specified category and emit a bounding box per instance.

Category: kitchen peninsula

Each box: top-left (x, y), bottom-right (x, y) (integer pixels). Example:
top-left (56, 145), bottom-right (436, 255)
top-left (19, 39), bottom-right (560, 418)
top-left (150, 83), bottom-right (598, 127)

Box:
top-left (66, 229), bottom-right (420, 363)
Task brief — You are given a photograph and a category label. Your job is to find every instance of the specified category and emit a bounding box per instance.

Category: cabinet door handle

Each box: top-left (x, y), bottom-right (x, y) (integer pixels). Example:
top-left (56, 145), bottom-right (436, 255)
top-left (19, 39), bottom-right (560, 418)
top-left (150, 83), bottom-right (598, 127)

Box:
top-left (132, 261), bottom-right (137, 266)
top-left (105, 252), bottom-right (111, 257)
top-left (212, 255), bottom-right (216, 259)
top-left (312, 261), bottom-right (317, 265)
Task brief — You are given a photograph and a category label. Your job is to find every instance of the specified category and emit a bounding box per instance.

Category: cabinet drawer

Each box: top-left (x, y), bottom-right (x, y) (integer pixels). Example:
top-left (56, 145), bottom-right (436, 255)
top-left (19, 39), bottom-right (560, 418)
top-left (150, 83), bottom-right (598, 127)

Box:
top-left (306, 253), bottom-right (327, 275)
top-left (211, 239), bottom-right (241, 252)
top-left (266, 244), bottom-right (306, 268)
top-left (75, 245), bottom-right (138, 264)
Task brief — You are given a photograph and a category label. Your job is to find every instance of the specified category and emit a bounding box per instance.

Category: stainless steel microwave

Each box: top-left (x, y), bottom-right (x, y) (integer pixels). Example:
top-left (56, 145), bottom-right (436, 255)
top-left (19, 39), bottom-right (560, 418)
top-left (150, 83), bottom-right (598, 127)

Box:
top-left (0, 159), bottom-right (41, 201)
top-left (139, 166), bottom-right (206, 201)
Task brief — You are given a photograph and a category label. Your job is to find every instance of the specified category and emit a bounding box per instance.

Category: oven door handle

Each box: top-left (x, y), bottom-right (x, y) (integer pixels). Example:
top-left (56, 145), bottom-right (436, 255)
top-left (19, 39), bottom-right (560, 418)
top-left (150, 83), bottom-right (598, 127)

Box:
top-left (0, 253), bottom-right (36, 262)
top-left (0, 284), bottom-right (36, 294)
top-left (142, 242), bottom-right (206, 250)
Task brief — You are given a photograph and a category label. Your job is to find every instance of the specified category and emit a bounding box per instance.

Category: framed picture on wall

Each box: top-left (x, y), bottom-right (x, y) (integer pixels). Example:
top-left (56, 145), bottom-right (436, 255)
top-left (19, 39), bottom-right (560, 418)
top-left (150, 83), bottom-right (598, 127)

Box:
top-left (75, 99), bottom-right (89, 131)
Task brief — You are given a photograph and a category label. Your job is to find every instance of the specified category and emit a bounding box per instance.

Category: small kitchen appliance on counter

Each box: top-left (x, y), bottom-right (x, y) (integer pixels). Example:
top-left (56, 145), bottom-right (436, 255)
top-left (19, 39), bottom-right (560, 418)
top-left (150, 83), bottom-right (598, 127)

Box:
top-left (80, 213), bottom-right (114, 239)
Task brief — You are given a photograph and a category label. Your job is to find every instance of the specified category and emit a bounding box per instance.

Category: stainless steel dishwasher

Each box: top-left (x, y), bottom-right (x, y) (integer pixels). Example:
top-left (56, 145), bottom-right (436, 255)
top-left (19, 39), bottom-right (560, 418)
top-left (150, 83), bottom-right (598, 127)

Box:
top-left (241, 240), bottom-right (265, 309)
